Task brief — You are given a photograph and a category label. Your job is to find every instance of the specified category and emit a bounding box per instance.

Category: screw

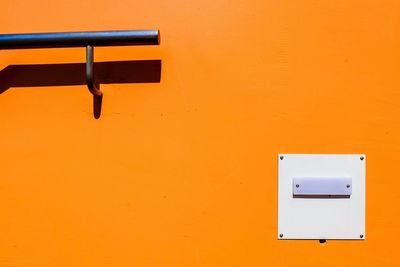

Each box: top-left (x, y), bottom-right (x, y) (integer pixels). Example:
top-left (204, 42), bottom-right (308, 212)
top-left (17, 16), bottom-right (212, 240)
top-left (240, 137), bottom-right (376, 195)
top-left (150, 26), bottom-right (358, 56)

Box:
top-left (296, 184), bottom-right (300, 188)
top-left (346, 184), bottom-right (350, 188)
top-left (279, 234), bottom-right (283, 238)
top-left (360, 234), bottom-right (364, 238)
top-left (280, 156), bottom-right (284, 160)
top-left (360, 156), bottom-right (364, 161)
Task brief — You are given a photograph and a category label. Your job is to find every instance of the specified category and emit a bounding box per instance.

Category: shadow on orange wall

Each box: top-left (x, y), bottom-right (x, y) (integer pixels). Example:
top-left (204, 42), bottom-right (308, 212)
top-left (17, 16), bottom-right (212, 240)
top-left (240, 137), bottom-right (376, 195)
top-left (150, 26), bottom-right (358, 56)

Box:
top-left (0, 60), bottom-right (162, 117)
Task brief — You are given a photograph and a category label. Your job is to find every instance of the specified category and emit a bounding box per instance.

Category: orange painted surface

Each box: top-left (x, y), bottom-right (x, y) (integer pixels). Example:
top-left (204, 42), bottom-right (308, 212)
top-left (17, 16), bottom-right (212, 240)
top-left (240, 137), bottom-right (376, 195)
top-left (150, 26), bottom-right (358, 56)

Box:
top-left (0, 0), bottom-right (399, 266)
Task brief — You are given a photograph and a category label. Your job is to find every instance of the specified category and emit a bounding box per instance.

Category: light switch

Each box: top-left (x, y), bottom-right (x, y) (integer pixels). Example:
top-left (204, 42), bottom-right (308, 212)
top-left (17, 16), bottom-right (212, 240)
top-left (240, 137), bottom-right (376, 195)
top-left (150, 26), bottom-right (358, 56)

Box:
top-left (278, 154), bottom-right (365, 240)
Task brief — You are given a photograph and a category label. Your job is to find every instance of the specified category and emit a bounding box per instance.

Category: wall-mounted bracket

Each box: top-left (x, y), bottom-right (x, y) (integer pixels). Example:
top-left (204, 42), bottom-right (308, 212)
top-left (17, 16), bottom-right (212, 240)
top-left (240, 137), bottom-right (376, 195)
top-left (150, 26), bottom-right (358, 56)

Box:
top-left (86, 45), bottom-right (103, 118)
top-left (86, 45), bottom-right (102, 98)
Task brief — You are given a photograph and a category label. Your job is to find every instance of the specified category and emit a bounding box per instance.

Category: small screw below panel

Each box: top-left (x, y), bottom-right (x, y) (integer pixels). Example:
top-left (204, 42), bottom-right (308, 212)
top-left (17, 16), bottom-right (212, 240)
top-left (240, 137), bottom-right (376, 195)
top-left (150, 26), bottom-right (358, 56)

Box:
top-left (346, 184), bottom-right (350, 188)
top-left (296, 184), bottom-right (299, 188)
top-left (279, 234), bottom-right (283, 238)
top-left (360, 156), bottom-right (364, 160)
top-left (319, 239), bottom-right (326, 244)
top-left (360, 234), bottom-right (364, 238)
top-left (280, 156), bottom-right (284, 160)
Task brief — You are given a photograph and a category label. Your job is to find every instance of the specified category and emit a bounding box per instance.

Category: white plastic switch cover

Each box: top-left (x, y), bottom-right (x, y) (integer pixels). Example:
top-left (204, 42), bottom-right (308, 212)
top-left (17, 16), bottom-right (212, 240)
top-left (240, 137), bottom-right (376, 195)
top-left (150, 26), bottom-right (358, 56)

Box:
top-left (278, 154), bottom-right (365, 240)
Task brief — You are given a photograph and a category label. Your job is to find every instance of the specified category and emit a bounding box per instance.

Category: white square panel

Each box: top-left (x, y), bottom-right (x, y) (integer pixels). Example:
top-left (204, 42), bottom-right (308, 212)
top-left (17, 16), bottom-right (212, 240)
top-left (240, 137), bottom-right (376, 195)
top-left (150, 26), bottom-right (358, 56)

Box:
top-left (277, 154), bottom-right (365, 240)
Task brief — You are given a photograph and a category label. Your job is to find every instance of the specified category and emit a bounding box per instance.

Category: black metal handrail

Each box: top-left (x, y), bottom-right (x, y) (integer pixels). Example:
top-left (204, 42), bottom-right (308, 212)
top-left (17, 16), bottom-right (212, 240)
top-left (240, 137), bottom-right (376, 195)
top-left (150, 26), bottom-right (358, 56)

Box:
top-left (0, 30), bottom-right (160, 49)
top-left (0, 30), bottom-right (160, 118)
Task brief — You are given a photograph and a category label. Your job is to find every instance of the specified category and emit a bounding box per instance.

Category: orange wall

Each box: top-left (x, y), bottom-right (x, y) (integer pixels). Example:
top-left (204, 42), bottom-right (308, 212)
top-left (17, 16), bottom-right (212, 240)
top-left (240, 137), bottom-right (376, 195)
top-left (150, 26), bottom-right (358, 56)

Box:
top-left (0, 0), bottom-right (399, 266)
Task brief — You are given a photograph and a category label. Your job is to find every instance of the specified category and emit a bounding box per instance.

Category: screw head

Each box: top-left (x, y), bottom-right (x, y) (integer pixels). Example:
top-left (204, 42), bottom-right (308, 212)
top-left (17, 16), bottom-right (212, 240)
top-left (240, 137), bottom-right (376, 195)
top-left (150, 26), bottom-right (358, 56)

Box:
top-left (346, 184), bottom-right (350, 188)
top-left (279, 234), bottom-right (283, 238)
top-left (360, 234), bottom-right (364, 238)
top-left (280, 156), bottom-right (284, 160)
top-left (360, 156), bottom-right (364, 161)
top-left (296, 184), bottom-right (300, 188)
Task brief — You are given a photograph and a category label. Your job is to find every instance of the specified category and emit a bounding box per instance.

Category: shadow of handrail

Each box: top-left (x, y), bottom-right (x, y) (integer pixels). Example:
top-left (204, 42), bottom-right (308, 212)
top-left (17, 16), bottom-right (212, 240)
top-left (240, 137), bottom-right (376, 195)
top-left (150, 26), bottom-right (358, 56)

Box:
top-left (0, 60), bottom-right (161, 118)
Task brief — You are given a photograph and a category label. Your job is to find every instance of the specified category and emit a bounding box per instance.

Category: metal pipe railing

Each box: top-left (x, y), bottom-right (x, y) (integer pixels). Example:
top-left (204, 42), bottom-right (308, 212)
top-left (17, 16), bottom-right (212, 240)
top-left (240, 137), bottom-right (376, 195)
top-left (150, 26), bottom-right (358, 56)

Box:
top-left (0, 30), bottom-right (160, 119)
top-left (0, 30), bottom-right (160, 49)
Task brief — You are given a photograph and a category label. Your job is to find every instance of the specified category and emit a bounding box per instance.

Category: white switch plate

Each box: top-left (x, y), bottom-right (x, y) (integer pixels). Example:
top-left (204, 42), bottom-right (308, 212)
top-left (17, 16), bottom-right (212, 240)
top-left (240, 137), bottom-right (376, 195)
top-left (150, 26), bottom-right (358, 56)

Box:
top-left (277, 154), bottom-right (366, 240)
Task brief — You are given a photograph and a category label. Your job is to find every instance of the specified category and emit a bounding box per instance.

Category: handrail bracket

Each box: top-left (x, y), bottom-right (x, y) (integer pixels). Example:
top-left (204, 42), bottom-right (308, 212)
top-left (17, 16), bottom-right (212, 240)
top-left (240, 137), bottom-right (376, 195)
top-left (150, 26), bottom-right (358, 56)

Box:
top-left (86, 45), bottom-right (103, 119)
